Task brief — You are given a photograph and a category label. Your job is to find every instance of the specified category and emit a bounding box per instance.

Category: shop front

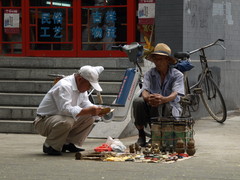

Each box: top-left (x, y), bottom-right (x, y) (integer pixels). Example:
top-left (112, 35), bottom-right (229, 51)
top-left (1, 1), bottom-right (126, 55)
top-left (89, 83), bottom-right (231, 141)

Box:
top-left (0, 0), bottom-right (138, 57)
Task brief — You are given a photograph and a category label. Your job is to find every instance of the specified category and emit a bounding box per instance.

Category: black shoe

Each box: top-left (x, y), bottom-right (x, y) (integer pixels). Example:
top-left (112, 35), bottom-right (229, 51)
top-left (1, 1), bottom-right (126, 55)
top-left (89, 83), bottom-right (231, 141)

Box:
top-left (136, 136), bottom-right (146, 147)
top-left (43, 144), bottom-right (62, 156)
top-left (62, 143), bottom-right (85, 152)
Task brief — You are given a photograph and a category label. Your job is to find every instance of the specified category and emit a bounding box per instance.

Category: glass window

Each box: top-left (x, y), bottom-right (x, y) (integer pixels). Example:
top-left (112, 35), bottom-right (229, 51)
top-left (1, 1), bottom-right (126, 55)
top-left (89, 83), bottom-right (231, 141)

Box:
top-left (81, 6), bottom-right (127, 50)
top-left (29, 6), bottom-right (73, 51)
top-left (30, 0), bottom-right (46, 6)
top-left (12, 0), bottom-right (21, 7)
top-left (50, 0), bottom-right (73, 7)
top-left (81, 0), bottom-right (127, 6)
top-left (30, 0), bottom-right (72, 7)
top-left (106, 0), bottom-right (127, 5)
top-left (0, 0), bottom-right (134, 57)
top-left (1, 8), bottom-right (22, 54)
top-left (67, 8), bottom-right (73, 24)
top-left (1, 0), bottom-right (10, 6)
top-left (81, 0), bottom-right (95, 6)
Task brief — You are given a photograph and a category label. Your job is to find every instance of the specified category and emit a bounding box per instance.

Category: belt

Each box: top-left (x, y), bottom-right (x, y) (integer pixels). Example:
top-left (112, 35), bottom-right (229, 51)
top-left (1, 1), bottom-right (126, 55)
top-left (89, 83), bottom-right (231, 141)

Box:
top-left (34, 114), bottom-right (48, 125)
top-left (36, 114), bottom-right (48, 119)
top-left (33, 114), bottom-right (42, 125)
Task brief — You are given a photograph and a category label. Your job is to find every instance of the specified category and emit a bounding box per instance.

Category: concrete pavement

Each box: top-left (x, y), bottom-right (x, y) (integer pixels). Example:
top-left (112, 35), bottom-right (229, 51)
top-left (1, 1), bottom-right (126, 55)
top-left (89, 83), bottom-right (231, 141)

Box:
top-left (0, 110), bottom-right (240, 180)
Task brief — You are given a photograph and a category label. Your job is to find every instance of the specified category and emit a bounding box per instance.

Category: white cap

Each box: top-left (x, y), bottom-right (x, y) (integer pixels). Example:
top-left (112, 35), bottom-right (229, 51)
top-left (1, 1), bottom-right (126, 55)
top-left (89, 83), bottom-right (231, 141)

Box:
top-left (78, 65), bottom-right (104, 92)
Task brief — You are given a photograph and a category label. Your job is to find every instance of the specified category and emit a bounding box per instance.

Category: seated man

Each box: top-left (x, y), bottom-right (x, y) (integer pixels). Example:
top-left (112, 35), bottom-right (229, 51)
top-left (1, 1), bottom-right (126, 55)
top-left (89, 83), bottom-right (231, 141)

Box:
top-left (133, 43), bottom-right (185, 147)
top-left (33, 65), bottom-right (106, 155)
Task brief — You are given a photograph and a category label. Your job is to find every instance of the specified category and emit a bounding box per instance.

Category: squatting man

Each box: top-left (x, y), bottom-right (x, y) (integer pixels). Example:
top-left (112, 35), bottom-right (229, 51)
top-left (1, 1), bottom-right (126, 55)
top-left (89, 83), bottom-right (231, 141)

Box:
top-left (33, 65), bottom-right (108, 155)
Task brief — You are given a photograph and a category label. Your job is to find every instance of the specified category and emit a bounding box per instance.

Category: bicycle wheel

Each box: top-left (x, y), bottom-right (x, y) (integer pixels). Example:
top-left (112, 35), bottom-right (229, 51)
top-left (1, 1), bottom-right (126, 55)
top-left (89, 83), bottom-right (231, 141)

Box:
top-left (200, 76), bottom-right (227, 123)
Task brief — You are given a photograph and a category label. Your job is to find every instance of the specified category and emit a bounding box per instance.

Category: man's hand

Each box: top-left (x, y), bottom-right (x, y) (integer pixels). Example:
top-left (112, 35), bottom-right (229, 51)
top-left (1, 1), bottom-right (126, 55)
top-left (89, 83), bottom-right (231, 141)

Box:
top-left (98, 107), bottom-right (113, 116)
top-left (90, 106), bottom-right (103, 116)
top-left (77, 106), bottom-right (103, 117)
top-left (148, 94), bottom-right (166, 107)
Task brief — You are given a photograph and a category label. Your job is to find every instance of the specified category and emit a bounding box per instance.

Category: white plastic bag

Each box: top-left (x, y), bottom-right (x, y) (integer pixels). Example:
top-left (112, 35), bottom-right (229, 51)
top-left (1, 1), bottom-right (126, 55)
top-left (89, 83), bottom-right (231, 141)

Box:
top-left (106, 136), bottom-right (126, 152)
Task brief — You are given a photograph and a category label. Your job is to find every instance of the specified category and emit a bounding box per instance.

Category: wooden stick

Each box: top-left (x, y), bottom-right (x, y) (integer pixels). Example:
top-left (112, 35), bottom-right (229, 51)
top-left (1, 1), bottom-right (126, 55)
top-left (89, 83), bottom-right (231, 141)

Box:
top-left (81, 157), bottom-right (102, 160)
top-left (97, 91), bottom-right (103, 104)
top-left (75, 152), bottom-right (104, 160)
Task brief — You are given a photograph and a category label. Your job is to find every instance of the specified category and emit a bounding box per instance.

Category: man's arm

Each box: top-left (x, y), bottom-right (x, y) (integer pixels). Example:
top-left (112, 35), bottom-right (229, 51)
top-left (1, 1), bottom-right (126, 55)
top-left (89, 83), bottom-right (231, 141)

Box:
top-left (77, 106), bottom-right (103, 117)
top-left (142, 89), bottom-right (151, 103)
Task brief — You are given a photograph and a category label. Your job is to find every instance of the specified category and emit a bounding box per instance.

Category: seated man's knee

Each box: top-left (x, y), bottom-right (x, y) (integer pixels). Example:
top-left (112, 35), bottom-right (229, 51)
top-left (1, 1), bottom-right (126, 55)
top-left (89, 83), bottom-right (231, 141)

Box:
top-left (133, 97), bottom-right (145, 108)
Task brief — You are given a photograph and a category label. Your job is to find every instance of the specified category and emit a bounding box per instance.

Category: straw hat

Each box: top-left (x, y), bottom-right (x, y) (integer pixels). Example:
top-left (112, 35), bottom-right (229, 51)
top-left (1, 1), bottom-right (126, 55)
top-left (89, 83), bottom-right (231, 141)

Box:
top-left (146, 43), bottom-right (177, 64)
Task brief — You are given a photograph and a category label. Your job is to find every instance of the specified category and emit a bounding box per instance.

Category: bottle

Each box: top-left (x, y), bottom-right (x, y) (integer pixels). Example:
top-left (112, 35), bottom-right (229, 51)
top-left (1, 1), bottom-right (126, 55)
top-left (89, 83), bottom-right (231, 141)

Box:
top-left (186, 138), bottom-right (196, 156)
top-left (175, 138), bottom-right (185, 154)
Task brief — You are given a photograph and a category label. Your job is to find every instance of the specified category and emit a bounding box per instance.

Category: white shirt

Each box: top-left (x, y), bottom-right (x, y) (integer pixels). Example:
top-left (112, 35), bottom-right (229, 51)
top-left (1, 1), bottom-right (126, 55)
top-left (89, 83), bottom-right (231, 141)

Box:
top-left (37, 74), bottom-right (93, 120)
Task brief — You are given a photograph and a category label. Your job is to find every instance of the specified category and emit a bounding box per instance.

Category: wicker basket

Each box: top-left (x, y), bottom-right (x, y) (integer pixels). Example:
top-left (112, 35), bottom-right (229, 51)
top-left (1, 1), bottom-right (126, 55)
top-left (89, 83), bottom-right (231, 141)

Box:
top-left (151, 117), bottom-right (194, 151)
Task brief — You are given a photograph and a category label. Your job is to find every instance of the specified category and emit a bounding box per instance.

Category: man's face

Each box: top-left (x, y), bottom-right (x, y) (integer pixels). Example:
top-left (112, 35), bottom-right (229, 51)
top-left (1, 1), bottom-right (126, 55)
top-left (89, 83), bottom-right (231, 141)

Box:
top-left (75, 74), bottom-right (92, 92)
top-left (152, 55), bottom-right (170, 68)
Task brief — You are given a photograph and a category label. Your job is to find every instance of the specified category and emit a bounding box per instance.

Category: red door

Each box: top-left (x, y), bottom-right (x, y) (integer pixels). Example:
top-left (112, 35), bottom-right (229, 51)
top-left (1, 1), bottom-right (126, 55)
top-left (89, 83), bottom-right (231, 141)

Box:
top-left (0, 0), bottom-right (136, 57)
top-left (0, 0), bottom-right (25, 56)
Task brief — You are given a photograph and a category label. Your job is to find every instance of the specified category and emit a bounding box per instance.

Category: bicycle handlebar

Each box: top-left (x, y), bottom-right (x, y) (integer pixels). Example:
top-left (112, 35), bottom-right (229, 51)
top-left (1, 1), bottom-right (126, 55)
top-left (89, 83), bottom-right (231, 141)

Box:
top-left (112, 42), bottom-right (144, 63)
top-left (189, 39), bottom-right (225, 55)
top-left (174, 39), bottom-right (226, 60)
top-left (112, 42), bottom-right (144, 76)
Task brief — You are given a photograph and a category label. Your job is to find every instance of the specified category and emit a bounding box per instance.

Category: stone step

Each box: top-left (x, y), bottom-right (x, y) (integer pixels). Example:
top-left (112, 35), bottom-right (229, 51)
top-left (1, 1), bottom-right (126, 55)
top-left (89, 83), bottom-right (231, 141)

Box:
top-left (0, 57), bottom-right (133, 69)
top-left (0, 93), bottom-right (117, 106)
top-left (0, 80), bottom-right (121, 94)
top-left (0, 68), bottom-right (126, 81)
top-left (0, 106), bottom-right (36, 120)
top-left (0, 80), bottom-right (52, 94)
top-left (0, 120), bottom-right (35, 133)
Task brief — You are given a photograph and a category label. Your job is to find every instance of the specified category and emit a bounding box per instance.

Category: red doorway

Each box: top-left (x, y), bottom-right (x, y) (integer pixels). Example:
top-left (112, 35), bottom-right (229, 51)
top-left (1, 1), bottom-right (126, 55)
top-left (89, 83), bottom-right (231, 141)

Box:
top-left (0, 0), bottom-right (136, 57)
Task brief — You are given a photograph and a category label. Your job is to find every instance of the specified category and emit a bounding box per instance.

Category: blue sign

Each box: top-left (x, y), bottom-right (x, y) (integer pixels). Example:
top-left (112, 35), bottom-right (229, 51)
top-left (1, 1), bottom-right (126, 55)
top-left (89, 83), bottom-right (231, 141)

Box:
top-left (91, 26), bottom-right (103, 38)
top-left (91, 10), bottom-right (117, 39)
top-left (40, 12), bottom-right (63, 39)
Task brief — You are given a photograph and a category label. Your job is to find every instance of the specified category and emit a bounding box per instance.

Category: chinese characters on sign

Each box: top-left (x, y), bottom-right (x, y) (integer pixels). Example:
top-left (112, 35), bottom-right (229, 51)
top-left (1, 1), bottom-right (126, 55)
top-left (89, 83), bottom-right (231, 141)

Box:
top-left (4, 9), bottom-right (20, 34)
top-left (138, 0), bottom-right (155, 25)
top-left (91, 10), bottom-right (117, 39)
top-left (40, 12), bottom-right (63, 38)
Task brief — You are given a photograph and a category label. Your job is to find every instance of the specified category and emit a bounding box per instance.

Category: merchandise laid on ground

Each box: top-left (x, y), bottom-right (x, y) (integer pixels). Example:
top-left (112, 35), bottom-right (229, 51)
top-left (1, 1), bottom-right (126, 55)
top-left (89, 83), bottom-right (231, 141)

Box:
top-left (75, 131), bottom-right (196, 163)
top-left (75, 117), bottom-right (196, 163)
top-left (75, 140), bottom-right (195, 163)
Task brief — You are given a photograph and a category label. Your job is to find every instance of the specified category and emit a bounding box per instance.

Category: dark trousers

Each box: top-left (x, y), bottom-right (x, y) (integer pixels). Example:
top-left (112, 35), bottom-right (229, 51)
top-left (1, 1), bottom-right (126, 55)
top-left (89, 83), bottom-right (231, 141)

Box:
top-left (132, 97), bottom-right (172, 127)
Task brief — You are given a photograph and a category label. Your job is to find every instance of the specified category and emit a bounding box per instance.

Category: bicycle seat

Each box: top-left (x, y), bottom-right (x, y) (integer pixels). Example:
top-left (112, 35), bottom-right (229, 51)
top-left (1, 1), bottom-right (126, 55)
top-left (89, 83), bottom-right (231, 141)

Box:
top-left (174, 52), bottom-right (190, 59)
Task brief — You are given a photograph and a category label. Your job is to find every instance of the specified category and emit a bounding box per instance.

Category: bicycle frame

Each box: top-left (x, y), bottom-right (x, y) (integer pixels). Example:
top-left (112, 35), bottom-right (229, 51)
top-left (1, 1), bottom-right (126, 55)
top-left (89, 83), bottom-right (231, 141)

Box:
top-left (188, 39), bottom-right (225, 96)
top-left (175, 39), bottom-right (227, 122)
top-left (190, 53), bottom-right (211, 91)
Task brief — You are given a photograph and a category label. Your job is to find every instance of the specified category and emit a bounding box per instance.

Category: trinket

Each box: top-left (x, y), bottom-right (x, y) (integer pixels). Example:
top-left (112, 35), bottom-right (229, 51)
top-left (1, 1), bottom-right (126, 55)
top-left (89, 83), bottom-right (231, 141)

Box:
top-left (186, 138), bottom-right (196, 156)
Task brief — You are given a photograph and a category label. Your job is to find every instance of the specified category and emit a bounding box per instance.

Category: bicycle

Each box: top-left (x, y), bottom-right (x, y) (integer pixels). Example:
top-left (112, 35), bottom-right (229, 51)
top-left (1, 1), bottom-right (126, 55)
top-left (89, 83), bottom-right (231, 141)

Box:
top-left (174, 39), bottom-right (227, 123)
